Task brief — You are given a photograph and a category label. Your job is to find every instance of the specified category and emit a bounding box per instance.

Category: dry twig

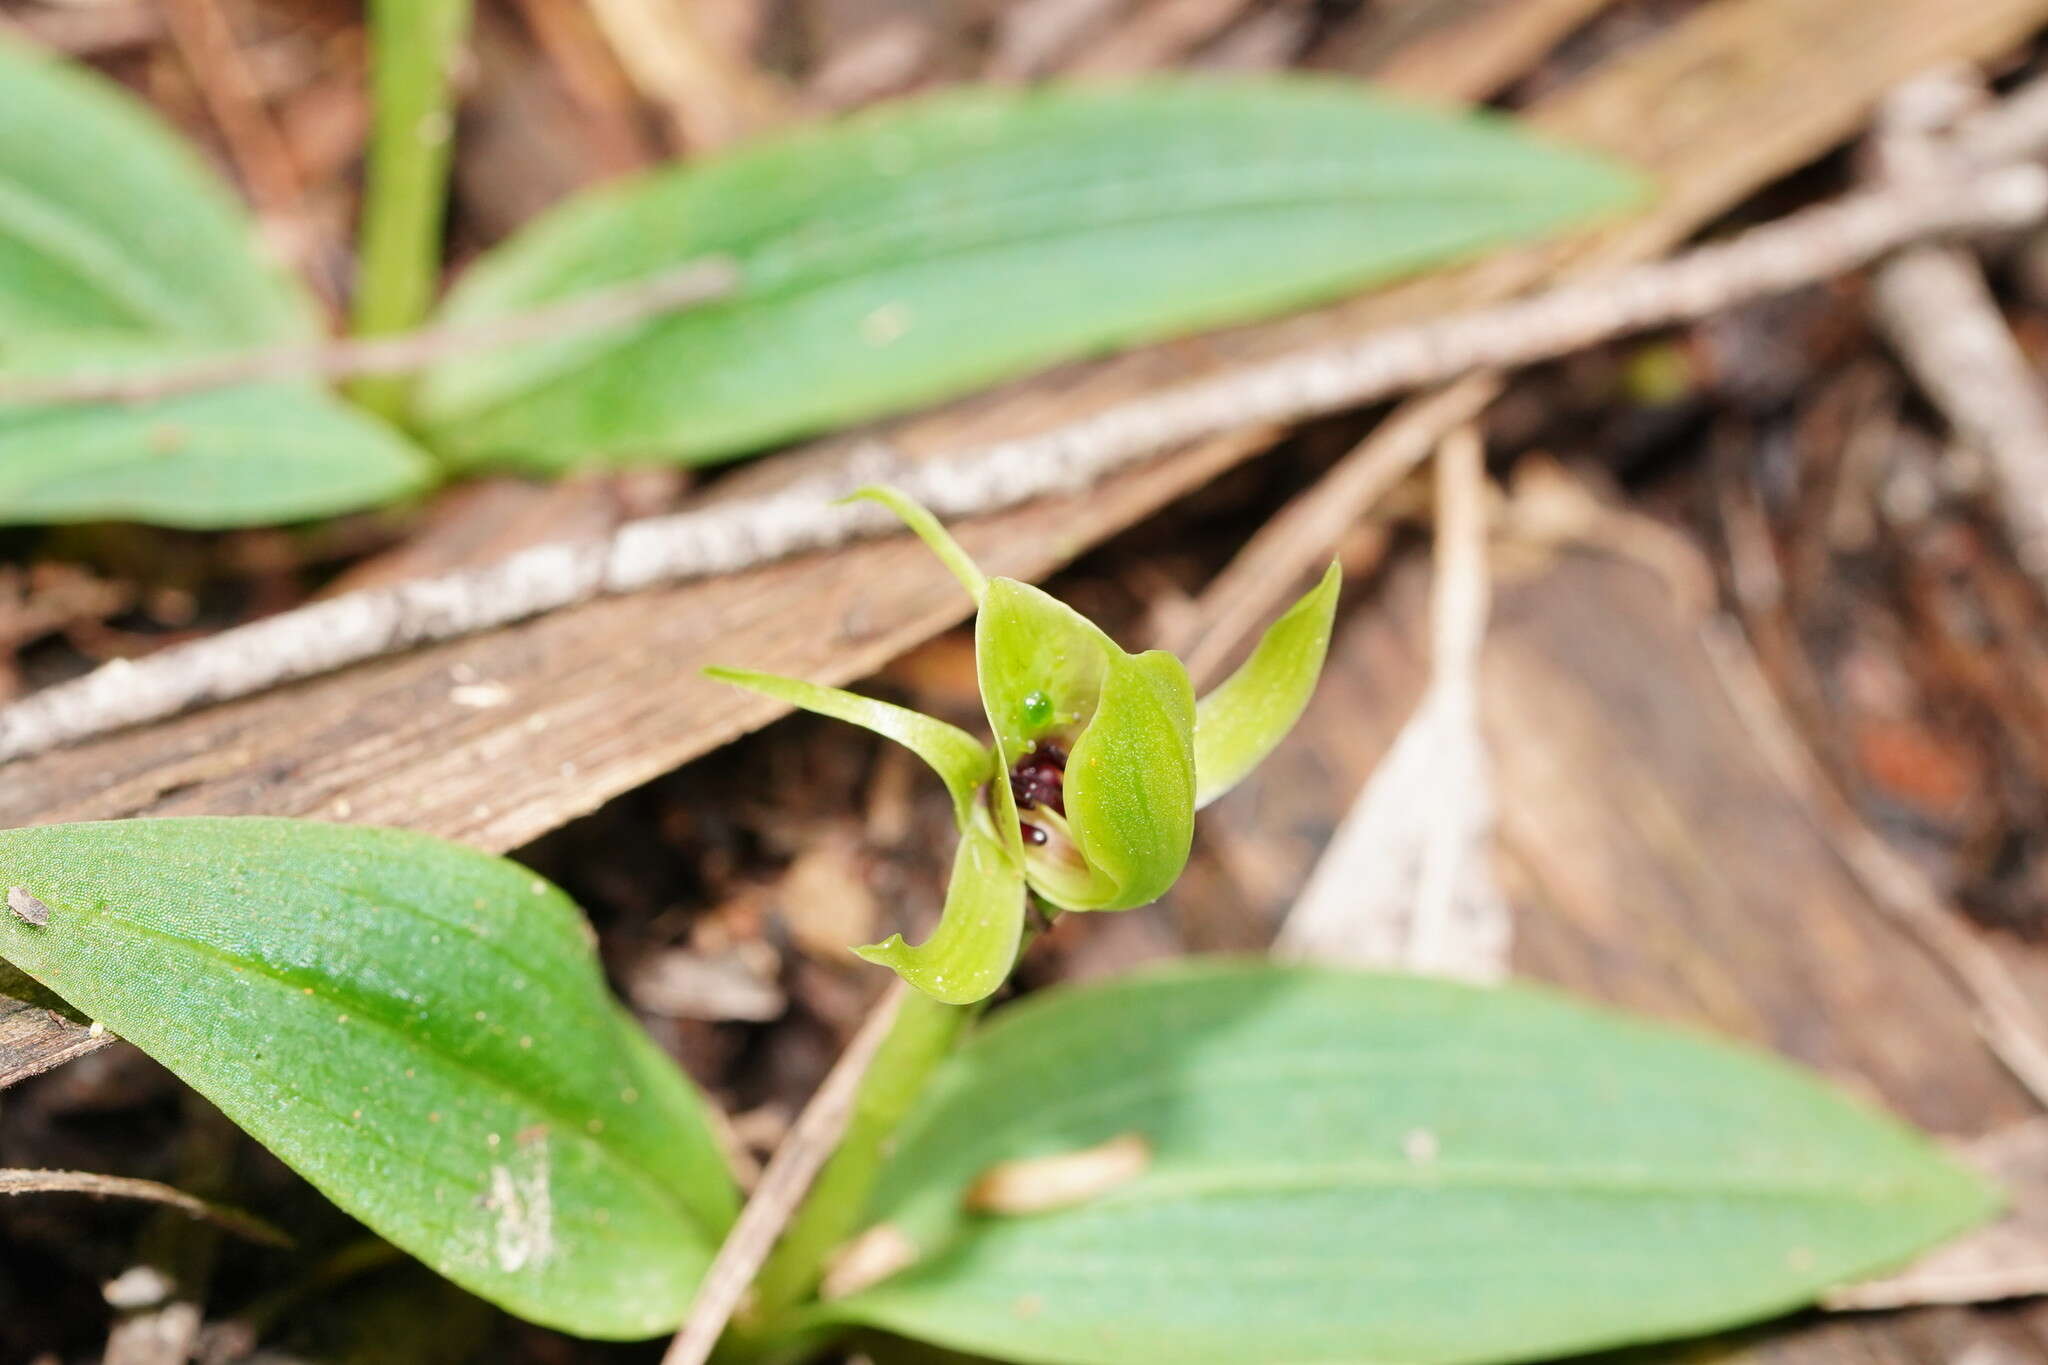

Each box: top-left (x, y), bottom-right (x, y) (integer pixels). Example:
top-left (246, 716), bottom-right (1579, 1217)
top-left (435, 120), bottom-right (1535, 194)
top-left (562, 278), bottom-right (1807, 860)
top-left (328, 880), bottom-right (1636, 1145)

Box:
top-left (1175, 376), bottom-right (1501, 685)
top-left (1273, 427), bottom-right (1512, 980)
top-left (2, 160), bottom-right (2045, 765)
top-left (0, 257), bottom-right (739, 407)
top-left (162, 0), bottom-right (309, 224)
top-left (1870, 72), bottom-right (2048, 582)
top-left (659, 983), bottom-right (906, 1365)
top-left (0, 1168), bottom-right (288, 1246)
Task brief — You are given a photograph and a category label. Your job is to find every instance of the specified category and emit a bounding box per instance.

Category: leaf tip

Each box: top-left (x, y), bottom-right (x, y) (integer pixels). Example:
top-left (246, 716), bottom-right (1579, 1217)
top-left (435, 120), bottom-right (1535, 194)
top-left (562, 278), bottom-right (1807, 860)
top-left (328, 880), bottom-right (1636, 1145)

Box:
top-left (845, 484), bottom-right (988, 603)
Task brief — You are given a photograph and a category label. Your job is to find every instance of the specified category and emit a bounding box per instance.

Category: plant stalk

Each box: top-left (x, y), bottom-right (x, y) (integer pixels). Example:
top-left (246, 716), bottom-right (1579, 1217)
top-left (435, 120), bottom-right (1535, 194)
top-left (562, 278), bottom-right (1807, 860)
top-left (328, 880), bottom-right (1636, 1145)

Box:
top-left (349, 0), bottom-right (471, 422)
top-left (739, 984), bottom-right (972, 1336)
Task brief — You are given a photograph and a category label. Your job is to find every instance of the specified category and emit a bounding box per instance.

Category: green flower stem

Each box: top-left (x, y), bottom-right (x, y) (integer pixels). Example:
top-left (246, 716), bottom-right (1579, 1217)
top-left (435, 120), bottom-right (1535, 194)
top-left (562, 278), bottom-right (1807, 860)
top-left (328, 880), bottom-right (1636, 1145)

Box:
top-left (741, 984), bottom-right (975, 1337)
top-left (348, 0), bottom-right (471, 422)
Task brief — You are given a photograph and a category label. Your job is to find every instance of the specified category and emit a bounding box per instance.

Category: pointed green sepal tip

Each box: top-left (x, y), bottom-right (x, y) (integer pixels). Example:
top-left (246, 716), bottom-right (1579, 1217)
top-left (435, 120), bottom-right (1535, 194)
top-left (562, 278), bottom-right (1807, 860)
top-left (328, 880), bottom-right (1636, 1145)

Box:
top-left (1193, 562), bottom-right (1340, 810)
top-left (854, 821), bottom-right (1026, 1004)
top-left (703, 665), bottom-right (993, 831)
top-left (843, 484), bottom-right (988, 604)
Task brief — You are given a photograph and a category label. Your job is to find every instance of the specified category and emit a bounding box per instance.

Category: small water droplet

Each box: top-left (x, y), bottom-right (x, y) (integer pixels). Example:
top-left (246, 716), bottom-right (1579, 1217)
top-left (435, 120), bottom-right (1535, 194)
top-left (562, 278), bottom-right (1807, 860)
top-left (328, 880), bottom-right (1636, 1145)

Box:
top-left (1019, 690), bottom-right (1053, 730)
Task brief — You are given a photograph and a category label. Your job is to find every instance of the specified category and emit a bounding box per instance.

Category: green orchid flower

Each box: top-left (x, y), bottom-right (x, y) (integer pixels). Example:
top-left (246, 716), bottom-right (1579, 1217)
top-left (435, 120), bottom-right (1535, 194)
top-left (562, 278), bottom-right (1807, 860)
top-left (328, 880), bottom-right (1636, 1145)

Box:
top-left (708, 486), bottom-right (1339, 1005)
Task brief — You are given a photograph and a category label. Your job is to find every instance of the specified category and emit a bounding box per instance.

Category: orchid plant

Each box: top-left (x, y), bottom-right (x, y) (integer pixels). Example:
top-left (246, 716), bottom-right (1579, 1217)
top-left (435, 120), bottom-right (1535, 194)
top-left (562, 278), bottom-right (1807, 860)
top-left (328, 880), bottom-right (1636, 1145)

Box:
top-left (709, 486), bottom-right (1340, 1003)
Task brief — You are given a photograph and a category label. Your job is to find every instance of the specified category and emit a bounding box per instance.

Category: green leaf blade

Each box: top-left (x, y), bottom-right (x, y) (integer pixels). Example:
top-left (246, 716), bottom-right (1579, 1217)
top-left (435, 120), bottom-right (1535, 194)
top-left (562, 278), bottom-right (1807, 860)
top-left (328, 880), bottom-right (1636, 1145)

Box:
top-left (0, 43), bottom-right (441, 529)
top-left (0, 39), bottom-right (313, 344)
top-left (0, 818), bottom-right (737, 1339)
top-left (418, 79), bottom-right (1646, 470)
top-left (833, 962), bottom-right (1996, 1365)
top-left (1194, 562), bottom-right (1341, 809)
top-left (0, 381), bottom-right (436, 528)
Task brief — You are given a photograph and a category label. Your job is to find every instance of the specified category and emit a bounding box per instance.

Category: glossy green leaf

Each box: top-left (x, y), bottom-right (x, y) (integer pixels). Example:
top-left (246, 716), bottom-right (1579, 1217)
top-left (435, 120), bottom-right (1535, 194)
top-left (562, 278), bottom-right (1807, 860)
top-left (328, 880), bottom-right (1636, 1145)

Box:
top-left (0, 378), bottom-right (435, 528)
top-left (854, 821), bottom-right (1027, 1006)
top-left (416, 79), bottom-right (1645, 471)
top-left (0, 818), bottom-right (736, 1338)
top-left (1194, 561), bottom-right (1341, 809)
top-left (833, 962), bottom-right (1997, 1365)
top-left (849, 484), bottom-right (988, 603)
top-left (0, 38), bottom-right (308, 344)
top-left (705, 666), bottom-right (993, 830)
top-left (0, 42), bottom-right (438, 527)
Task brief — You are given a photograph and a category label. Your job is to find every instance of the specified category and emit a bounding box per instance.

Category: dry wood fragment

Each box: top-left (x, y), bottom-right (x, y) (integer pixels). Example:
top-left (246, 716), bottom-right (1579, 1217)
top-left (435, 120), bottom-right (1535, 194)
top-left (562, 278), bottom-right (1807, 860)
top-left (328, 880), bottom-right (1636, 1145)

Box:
top-left (162, 0), bottom-right (309, 221)
top-left (1337, 0), bottom-right (1621, 100)
top-left (7, 887), bottom-right (50, 927)
top-left (963, 1133), bottom-right (1152, 1214)
top-left (584, 0), bottom-right (787, 151)
top-left (1273, 428), bottom-right (1510, 980)
top-left (1063, 0), bottom-right (1257, 75)
top-left (1870, 75), bottom-right (2048, 586)
top-left (5, 0), bottom-right (2044, 1091)
top-left (1174, 377), bottom-right (1500, 684)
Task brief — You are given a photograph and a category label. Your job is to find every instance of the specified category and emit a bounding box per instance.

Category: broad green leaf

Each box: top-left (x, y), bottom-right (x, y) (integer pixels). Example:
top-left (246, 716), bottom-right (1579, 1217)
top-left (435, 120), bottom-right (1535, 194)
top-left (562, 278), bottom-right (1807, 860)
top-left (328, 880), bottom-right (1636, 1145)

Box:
top-left (0, 42), bottom-right (439, 527)
top-left (854, 821), bottom-right (1027, 1006)
top-left (849, 485), bottom-right (988, 603)
top-left (1194, 562), bottom-right (1341, 809)
top-left (0, 379), bottom-right (434, 528)
top-left (833, 962), bottom-right (1997, 1365)
top-left (416, 79), bottom-right (1645, 471)
top-left (0, 38), bottom-right (309, 343)
top-left (705, 666), bottom-right (993, 830)
top-left (0, 818), bottom-right (737, 1339)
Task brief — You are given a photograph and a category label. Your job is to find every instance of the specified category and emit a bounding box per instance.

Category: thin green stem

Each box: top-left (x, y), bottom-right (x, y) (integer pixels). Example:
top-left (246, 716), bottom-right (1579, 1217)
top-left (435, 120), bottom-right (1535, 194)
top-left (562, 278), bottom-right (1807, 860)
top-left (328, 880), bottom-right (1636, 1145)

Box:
top-left (741, 985), bottom-right (972, 1336)
top-left (349, 0), bottom-right (471, 422)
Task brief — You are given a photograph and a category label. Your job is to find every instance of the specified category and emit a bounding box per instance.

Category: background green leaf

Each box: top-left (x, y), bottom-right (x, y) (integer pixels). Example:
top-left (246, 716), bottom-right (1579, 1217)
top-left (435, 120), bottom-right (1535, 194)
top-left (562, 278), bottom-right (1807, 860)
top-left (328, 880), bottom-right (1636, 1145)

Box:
top-left (0, 377), bottom-right (433, 527)
top-left (417, 78), bottom-right (1645, 471)
top-left (0, 818), bottom-right (737, 1339)
top-left (0, 41), bottom-right (435, 526)
top-left (833, 962), bottom-right (1995, 1365)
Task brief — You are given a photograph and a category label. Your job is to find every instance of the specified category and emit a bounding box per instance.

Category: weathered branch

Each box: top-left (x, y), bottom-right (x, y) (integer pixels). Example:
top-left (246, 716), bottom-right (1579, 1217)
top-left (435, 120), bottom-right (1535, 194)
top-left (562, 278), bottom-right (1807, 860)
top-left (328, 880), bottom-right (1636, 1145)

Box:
top-left (0, 258), bottom-right (739, 406)
top-left (0, 1167), bottom-right (288, 1245)
top-left (2, 160), bottom-right (2045, 765)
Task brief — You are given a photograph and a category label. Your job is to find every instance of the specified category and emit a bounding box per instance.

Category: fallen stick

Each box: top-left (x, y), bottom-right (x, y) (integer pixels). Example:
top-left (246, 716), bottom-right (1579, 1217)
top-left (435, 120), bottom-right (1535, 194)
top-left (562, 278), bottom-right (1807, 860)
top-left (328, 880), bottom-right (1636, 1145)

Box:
top-left (0, 258), bottom-right (740, 406)
top-left (659, 983), bottom-right (905, 1365)
top-left (1869, 72), bottom-right (2048, 584)
top-left (2, 159), bottom-right (2046, 766)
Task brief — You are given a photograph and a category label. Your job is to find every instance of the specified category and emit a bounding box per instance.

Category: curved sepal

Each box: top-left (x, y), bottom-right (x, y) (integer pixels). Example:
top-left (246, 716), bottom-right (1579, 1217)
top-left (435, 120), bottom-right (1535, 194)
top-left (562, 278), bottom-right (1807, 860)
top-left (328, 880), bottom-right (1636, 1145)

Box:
top-left (1193, 562), bottom-right (1340, 810)
top-left (704, 666), bottom-right (992, 830)
top-left (855, 821), bottom-right (1026, 1005)
top-left (847, 484), bottom-right (988, 604)
top-left (1058, 649), bottom-right (1196, 911)
top-left (975, 578), bottom-right (1114, 764)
